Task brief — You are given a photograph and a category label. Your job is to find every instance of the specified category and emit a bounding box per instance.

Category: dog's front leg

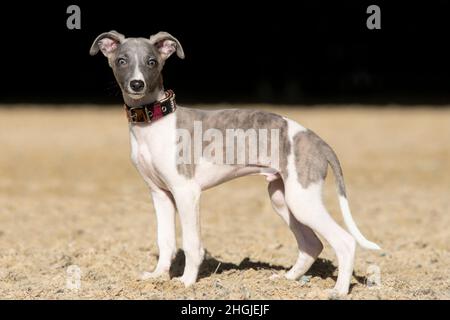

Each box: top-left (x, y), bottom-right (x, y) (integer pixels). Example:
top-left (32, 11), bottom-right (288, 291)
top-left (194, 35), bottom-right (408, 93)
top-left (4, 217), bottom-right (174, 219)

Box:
top-left (141, 189), bottom-right (176, 280)
top-left (172, 185), bottom-right (204, 287)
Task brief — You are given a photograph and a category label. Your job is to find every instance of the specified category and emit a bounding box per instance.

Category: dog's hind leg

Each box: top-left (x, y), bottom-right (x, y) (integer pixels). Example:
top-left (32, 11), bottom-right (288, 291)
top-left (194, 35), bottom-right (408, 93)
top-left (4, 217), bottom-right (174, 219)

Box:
top-left (268, 178), bottom-right (323, 280)
top-left (284, 180), bottom-right (356, 295)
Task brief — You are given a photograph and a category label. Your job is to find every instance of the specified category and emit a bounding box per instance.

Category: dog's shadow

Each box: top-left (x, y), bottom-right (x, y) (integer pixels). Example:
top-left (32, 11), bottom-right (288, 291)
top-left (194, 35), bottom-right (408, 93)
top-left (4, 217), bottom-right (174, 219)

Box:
top-left (168, 249), bottom-right (366, 288)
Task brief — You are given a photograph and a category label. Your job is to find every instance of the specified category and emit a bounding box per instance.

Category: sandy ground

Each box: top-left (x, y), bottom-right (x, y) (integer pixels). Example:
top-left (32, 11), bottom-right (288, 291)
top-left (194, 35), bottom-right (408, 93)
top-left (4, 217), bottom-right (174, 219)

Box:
top-left (0, 105), bottom-right (448, 300)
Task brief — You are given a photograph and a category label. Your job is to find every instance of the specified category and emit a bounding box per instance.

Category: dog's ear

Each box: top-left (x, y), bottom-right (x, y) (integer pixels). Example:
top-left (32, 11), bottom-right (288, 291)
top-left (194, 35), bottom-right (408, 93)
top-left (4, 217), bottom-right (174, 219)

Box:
top-left (149, 31), bottom-right (185, 60)
top-left (90, 31), bottom-right (125, 57)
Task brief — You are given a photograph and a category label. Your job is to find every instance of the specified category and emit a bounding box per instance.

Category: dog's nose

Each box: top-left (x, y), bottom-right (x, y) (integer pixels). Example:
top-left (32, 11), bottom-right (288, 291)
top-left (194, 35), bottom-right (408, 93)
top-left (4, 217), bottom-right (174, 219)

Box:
top-left (130, 80), bottom-right (145, 92)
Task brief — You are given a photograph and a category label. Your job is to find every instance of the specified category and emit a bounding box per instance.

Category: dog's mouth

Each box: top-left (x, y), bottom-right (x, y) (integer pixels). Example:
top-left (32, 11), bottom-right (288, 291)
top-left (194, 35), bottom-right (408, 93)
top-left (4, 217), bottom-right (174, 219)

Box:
top-left (126, 92), bottom-right (146, 100)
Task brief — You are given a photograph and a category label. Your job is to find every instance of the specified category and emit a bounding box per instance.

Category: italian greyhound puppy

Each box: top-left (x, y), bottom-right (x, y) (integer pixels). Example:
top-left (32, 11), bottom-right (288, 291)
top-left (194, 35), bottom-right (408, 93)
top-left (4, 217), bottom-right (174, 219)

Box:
top-left (90, 31), bottom-right (380, 296)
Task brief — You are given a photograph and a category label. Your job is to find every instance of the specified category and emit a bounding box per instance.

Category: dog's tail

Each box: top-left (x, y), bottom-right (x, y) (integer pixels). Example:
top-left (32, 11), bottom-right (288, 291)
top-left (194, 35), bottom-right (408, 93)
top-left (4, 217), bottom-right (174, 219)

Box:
top-left (321, 143), bottom-right (381, 250)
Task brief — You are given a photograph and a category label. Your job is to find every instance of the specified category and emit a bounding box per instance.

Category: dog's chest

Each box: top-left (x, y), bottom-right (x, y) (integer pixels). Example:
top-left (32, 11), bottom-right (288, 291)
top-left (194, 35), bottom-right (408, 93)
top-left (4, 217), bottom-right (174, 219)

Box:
top-left (128, 114), bottom-right (177, 189)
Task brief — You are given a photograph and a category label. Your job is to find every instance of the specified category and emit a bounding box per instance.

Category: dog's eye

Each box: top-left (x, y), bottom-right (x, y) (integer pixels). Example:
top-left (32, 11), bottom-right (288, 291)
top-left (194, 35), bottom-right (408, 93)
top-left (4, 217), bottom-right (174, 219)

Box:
top-left (117, 58), bottom-right (127, 66)
top-left (147, 58), bottom-right (157, 67)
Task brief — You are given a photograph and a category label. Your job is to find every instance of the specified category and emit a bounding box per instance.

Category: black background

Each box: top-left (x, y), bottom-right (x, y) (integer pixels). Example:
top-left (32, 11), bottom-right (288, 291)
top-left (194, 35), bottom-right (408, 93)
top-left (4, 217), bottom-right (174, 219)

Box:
top-left (1, 0), bottom-right (450, 105)
top-left (0, 299), bottom-right (437, 318)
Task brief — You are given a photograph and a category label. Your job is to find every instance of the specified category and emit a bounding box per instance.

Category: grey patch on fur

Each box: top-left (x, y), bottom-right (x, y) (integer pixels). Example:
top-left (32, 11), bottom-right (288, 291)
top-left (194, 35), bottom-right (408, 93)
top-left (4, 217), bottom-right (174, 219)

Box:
top-left (293, 130), bottom-right (346, 196)
top-left (175, 107), bottom-right (291, 178)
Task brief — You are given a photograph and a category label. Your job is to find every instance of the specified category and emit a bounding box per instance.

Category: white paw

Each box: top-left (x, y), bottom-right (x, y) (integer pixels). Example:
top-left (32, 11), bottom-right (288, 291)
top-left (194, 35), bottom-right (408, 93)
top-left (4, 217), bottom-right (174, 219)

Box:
top-left (270, 271), bottom-right (301, 281)
top-left (285, 271), bottom-right (301, 280)
top-left (175, 274), bottom-right (197, 287)
top-left (140, 270), bottom-right (169, 281)
top-left (270, 270), bottom-right (301, 281)
top-left (325, 288), bottom-right (348, 299)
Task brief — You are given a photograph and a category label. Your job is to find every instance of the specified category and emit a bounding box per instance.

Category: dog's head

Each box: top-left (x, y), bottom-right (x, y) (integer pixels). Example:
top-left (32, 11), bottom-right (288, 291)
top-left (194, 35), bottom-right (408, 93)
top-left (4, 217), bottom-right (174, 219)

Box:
top-left (90, 31), bottom-right (184, 100)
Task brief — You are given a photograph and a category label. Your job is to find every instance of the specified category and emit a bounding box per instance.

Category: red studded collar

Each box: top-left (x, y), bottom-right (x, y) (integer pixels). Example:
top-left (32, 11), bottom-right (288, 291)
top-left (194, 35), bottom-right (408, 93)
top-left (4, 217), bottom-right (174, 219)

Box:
top-left (124, 90), bottom-right (176, 123)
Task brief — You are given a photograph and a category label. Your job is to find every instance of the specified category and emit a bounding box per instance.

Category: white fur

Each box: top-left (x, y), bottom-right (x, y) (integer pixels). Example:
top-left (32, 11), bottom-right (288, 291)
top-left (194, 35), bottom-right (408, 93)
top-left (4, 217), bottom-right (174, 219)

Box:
top-left (284, 117), bottom-right (307, 134)
top-left (132, 54), bottom-right (145, 82)
top-left (127, 53), bottom-right (146, 99)
top-left (141, 189), bottom-right (176, 280)
top-left (338, 196), bottom-right (381, 250)
top-left (268, 178), bottom-right (323, 281)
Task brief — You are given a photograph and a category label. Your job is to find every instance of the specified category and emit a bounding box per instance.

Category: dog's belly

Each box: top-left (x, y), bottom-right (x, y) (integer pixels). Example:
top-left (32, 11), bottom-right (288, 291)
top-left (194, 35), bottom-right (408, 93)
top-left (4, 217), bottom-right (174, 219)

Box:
top-left (194, 159), bottom-right (280, 190)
